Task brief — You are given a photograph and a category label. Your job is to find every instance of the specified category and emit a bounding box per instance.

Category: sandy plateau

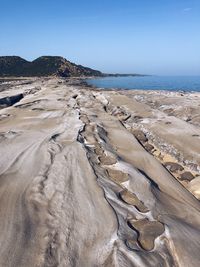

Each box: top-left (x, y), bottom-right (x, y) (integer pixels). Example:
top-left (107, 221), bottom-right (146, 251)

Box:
top-left (0, 77), bottom-right (200, 267)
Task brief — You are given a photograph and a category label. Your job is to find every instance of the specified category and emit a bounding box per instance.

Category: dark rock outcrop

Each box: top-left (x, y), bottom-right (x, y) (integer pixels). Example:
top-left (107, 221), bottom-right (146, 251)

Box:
top-left (0, 56), bottom-right (103, 77)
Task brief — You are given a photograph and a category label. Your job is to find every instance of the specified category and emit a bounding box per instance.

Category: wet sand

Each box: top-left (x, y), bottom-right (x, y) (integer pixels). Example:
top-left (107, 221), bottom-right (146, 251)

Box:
top-left (0, 77), bottom-right (200, 267)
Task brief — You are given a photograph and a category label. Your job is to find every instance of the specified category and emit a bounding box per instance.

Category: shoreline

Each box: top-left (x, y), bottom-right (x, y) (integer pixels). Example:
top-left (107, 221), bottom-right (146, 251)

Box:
top-left (1, 75), bottom-right (200, 94)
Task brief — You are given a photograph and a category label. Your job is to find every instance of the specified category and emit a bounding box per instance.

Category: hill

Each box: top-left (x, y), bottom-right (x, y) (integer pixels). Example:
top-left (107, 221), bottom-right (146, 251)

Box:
top-left (0, 56), bottom-right (103, 77)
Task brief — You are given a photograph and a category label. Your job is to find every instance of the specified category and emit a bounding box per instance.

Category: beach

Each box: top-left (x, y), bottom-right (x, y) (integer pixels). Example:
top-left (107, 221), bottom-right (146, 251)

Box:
top-left (0, 77), bottom-right (200, 267)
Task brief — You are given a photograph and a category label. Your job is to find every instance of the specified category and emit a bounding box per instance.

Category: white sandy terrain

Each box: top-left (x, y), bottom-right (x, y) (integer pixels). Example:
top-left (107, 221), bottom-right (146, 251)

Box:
top-left (0, 78), bottom-right (200, 267)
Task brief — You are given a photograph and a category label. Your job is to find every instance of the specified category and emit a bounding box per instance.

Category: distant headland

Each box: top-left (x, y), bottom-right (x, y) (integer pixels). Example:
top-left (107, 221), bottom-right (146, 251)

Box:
top-left (0, 56), bottom-right (144, 78)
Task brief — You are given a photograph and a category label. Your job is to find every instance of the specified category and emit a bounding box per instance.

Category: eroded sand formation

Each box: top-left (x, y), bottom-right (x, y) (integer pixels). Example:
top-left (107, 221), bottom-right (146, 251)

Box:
top-left (0, 78), bottom-right (200, 267)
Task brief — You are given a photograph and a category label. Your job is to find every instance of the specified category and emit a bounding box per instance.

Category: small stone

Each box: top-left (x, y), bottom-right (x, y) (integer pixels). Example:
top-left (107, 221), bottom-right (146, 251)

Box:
top-left (120, 190), bottom-right (149, 213)
top-left (132, 130), bottom-right (148, 143)
top-left (180, 172), bottom-right (194, 181)
top-left (144, 143), bottom-right (154, 152)
top-left (128, 218), bottom-right (165, 251)
top-left (99, 155), bottom-right (117, 165)
top-left (164, 162), bottom-right (184, 172)
top-left (106, 169), bottom-right (129, 183)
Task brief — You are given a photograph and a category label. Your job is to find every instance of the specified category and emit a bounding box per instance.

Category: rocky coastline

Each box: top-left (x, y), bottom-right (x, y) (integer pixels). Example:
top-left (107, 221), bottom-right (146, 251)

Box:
top-left (0, 77), bottom-right (200, 266)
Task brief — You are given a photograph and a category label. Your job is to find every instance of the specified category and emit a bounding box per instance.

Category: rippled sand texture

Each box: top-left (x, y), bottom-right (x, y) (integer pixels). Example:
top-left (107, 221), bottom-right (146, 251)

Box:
top-left (0, 78), bottom-right (200, 267)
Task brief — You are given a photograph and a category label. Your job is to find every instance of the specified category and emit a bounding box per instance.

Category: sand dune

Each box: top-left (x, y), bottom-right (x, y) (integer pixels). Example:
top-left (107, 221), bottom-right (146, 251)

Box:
top-left (0, 78), bottom-right (200, 266)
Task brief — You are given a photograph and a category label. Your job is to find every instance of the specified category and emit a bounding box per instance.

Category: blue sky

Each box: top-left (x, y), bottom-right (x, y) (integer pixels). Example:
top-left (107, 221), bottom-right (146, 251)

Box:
top-left (0, 0), bottom-right (200, 75)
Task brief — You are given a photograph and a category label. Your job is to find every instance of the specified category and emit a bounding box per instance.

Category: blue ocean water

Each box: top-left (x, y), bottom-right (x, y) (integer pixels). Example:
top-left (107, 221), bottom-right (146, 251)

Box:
top-left (86, 76), bottom-right (200, 92)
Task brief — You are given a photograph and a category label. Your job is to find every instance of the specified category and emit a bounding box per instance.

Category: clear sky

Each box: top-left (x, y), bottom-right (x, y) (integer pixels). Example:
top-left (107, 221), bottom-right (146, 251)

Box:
top-left (1, 0), bottom-right (200, 75)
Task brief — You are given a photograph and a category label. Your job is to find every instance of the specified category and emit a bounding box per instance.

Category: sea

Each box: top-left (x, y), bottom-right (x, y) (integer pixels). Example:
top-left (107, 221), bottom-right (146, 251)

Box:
top-left (86, 76), bottom-right (200, 92)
